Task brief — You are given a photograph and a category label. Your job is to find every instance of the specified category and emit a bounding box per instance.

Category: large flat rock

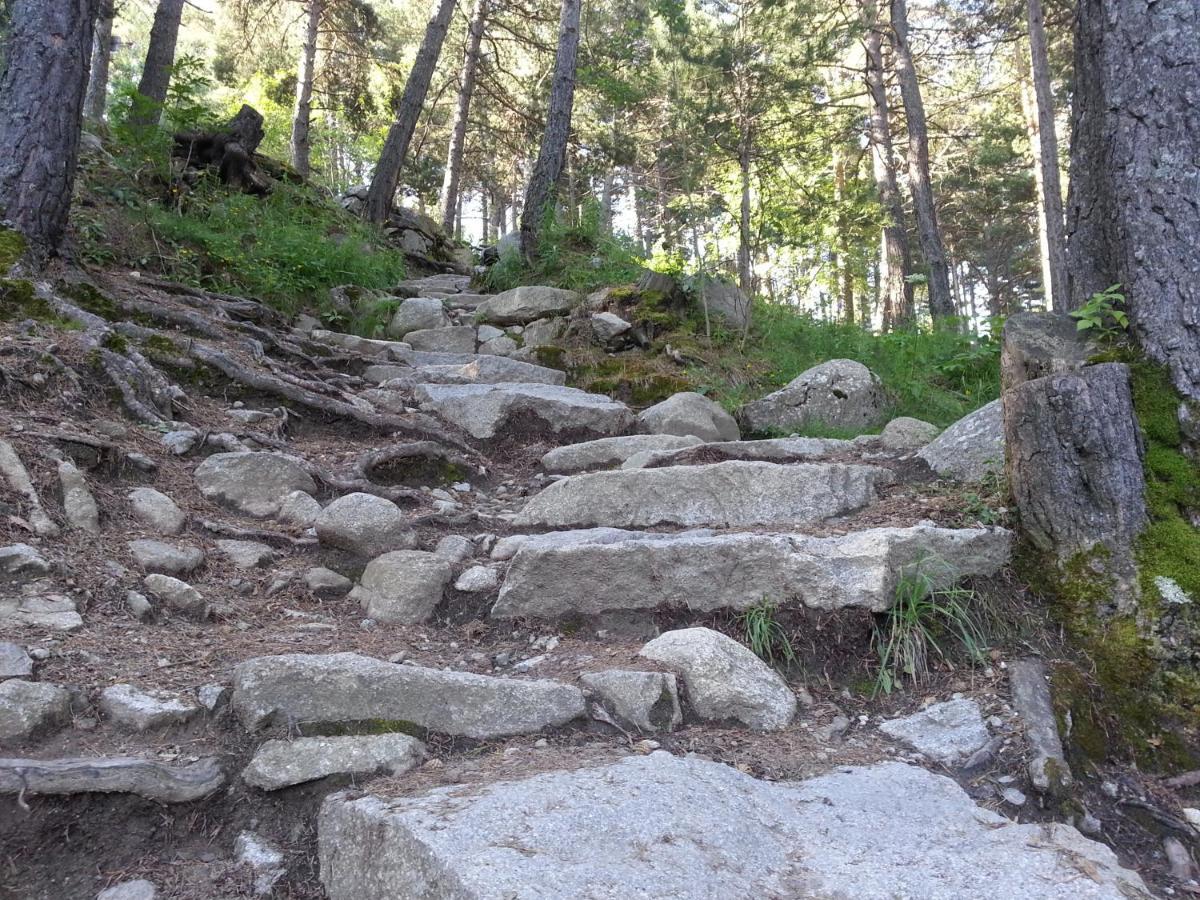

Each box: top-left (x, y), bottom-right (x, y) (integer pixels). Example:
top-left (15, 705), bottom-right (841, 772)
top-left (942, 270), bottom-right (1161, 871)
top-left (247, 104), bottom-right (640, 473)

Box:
top-left (738, 359), bottom-right (889, 434)
top-left (415, 382), bottom-right (635, 440)
top-left (621, 436), bottom-right (853, 469)
top-left (231, 653), bottom-right (585, 739)
top-left (318, 753), bottom-right (1145, 900)
top-left (513, 461), bottom-right (891, 529)
top-left (918, 399), bottom-right (1005, 482)
top-left (475, 286), bottom-right (582, 325)
top-left (493, 525), bottom-right (1012, 619)
top-left (540, 434), bottom-right (702, 474)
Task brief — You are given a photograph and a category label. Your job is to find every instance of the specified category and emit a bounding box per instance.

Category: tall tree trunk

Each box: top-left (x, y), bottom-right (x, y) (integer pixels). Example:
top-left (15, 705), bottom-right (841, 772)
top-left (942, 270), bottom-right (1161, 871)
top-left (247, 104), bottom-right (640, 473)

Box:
top-left (600, 167), bottom-right (615, 235)
top-left (364, 0), bottom-right (456, 225)
top-left (860, 0), bottom-right (914, 329)
top-left (889, 0), bottom-right (954, 321)
top-left (0, 0), bottom-right (98, 259)
top-left (290, 0), bottom-right (322, 178)
top-left (480, 190), bottom-right (490, 242)
top-left (833, 148), bottom-right (855, 324)
top-left (135, 0), bottom-right (185, 126)
top-left (84, 0), bottom-right (114, 121)
top-left (439, 0), bottom-right (489, 233)
top-left (737, 133), bottom-right (752, 295)
top-left (1022, 0), bottom-right (1068, 313)
top-left (518, 0), bottom-right (582, 261)
top-left (1067, 0), bottom-right (1200, 401)
top-left (492, 193), bottom-right (505, 236)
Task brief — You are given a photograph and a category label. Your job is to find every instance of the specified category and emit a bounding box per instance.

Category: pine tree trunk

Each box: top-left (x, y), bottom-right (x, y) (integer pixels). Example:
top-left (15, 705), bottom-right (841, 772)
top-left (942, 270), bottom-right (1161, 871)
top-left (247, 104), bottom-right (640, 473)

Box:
top-left (737, 134), bottom-right (752, 295)
top-left (439, 0), bottom-right (489, 233)
top-left (1023, 0), bottom-right (1068, 313)
top-left (364, 0), bottom-right (457, 225)
top-left (860, 0), bottom-right (914, 328)
top-left (84, 0), bottom-right (114, 121)
top-left (518, 0), bottom-right (582, 261)
top-left (290, 0), bottom-right (322, 178)
top-left (0, 0), bottom-right (98, 259)
top-left (1066, 0), bottom-right (1200, 402)
top-left (492, 193), bottom-right (505, 236)
top-left (135, 0), bottom-right (185, 126)
top-left (889, 0), bottom-right (954, 321)
top-left (600, 167), bottom-right (614, 234)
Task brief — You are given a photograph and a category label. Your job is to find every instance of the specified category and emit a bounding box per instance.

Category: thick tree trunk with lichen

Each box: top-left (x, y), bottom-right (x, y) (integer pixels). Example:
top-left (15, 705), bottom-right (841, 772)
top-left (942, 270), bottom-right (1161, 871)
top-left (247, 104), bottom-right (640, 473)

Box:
top-left (0, 0), bottom-right (98, 260)
top-left (1066, 0), bottom-right (1200, 402)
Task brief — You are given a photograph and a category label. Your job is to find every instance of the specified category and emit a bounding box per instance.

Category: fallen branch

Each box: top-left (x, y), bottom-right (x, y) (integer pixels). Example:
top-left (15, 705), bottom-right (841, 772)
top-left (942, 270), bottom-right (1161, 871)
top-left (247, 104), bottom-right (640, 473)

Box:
top-left (199, 519), bottom-right (318, 547)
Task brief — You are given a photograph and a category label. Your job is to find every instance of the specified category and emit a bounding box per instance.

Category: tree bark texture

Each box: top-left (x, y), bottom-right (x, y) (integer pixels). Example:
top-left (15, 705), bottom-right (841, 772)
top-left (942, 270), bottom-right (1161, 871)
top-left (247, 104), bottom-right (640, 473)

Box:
top-left (0, 0), bottom-right (99, 258)
top-left (1066, 0), bottom-right (1200, 402)
top-left (518, 0), bottom-right (582, 261)
top-left (84, 0), bottom-right (114, 121)
top-left (737, 135), bottom-right (753, 295)
top-left (290, 0), bottom-right (323, 178)
top-left (439, 0), bottom-right (489, 233)
top-left (1004, 359), bottom-right (1146, 613)
top-left (860, 0), bottom-right (913, 328)
top-left (364, 0), bottom-right (457, 225)
top-left (1024, 0), bottom-right (1068, 313)
top-left (889, 0), bottom-right (954, 320)
top-left (135, 0), bottom-right (186, 126)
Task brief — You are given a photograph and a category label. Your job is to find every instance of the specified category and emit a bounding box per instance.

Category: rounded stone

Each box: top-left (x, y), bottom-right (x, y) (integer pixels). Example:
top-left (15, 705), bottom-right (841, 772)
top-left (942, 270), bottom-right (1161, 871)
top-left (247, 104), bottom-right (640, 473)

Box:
top-left (316, 493), bottom-right (416, 558)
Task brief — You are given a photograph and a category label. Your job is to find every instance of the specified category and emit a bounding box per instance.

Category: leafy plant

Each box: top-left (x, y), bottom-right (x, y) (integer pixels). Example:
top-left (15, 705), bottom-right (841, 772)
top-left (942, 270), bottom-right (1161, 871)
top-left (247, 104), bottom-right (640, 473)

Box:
top-left (872, 560), bottom-right (987, 695)
top-left (1070, 284), bottom-right (1128, 339)
top-left (738, 598), bottom-right (796, 670)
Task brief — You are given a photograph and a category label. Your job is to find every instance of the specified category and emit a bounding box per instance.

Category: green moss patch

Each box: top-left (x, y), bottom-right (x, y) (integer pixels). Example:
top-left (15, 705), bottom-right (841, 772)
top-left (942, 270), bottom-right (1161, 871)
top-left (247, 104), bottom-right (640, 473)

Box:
top-left (0, 228), bottom-right (27, 270)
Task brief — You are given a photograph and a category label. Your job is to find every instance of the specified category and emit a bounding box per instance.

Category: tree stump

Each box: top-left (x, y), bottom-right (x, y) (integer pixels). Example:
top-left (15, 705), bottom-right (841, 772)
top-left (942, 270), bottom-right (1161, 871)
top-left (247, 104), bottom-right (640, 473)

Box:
top-left (174, 105), bottom-right (271, 194)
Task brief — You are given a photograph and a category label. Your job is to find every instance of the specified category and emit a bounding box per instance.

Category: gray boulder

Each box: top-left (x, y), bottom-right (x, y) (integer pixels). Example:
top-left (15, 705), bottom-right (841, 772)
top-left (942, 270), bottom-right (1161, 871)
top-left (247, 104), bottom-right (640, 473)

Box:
top-left (580, 670), bottom-right (681, 732)
top-left (142, 574), bottom-right (207, 618)
top-left (194, 452), bottom-right (316, 518)
top-left (697, 278), bottom-right (751, 329)
top-left (879, 416), bottom-right (941, 451)
top-left (0, 543), bottom-right (51, 580)
top-left (878, 698), bottom-right (990, 765)
top-left (415, 383), bottom-right (635, 441)
top-left (242, 734), bottom-right (424, 791)
top-left (490, 527), bottom-right (705, 561)
top-left (513, 461), bottom-right (889, 529)
top-left (317, 753), bottom-right (1146, 900)
top-left (739, 359), bottom-right (889, 434)
top-left (590, 311), bottom-right (632, 343)
top-left (100, 684), bottom-right (201, 731)
top-left (127, 488), bottom-right (185, 535)
top-left (0, 595), bottom-right (82, 631)
top-left (540, 434), bottom-right (702, 474)
top-left (276, 489), bottom-right (323, 527)
top-left (412, 355), bottom-right (565, 386)
top-left (0, 642), bottom-right (33, 680)
top-left (127, 540), bottom-right (204, 576)
top-left (479, 334), bottom-right (520, 357)
top-left (404, 325), bottom-right (477, 354)
top-left (476, 286), bottom-right (582, 326)
top-left (639, 628), bottom-right (796, 730)
top-left (638, 392), bottom-right (740, 442)
top-left (0, 679), bottom-right (70, 743)
top-left (232, 652), bottom-right (586, 738)
top-left (518, 316), bottom-right (566, 349)
top-left (316, 493), bottom-right (416, 558)
top-left (305, 567), bottom-right (353, 598)
top-left (386, 297), bottom-right (448, 338)
top-left (349, 550), bottom-right (453, 624)
top-left (454, 565), bottom-right (499, 593)
top-left (621, 436), bottom-right (852, 470)
top-left (214, 540), bottom-right (275, 569)
top-left (494, 524), bottom-right (1013, 621)
top-left (58, 460), bottom-right (100, 534)
top-left (97, 880), bottom-right (157, 900)
top-left (917, 399), bottom-right (1005, 482)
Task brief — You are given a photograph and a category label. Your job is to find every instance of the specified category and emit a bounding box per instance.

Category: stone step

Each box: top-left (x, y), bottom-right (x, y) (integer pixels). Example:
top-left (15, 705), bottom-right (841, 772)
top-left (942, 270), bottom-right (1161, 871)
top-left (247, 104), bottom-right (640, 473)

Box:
top-left (231, 652), bottom-right (585, 739)
top-left (414, 382), bottom-right (635, 441)
top-left (513, 460), bottom-right (891, 529)
top-left (317, 752), bottom-right (1144, 900)
top-left (363, 354), bottom-right (564, 387)
top-left (540, 434), bottom-right (703, 474)
top-left (493, 523), bottom-right (1012, 620)
top-left (620, 435), bottom-right (855, 470)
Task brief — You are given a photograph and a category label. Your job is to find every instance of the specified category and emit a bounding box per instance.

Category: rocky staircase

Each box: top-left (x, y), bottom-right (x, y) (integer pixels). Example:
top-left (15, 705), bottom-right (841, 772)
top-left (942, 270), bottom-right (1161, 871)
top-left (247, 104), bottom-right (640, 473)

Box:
top-left (0, 272), bottom-right (1155, 898)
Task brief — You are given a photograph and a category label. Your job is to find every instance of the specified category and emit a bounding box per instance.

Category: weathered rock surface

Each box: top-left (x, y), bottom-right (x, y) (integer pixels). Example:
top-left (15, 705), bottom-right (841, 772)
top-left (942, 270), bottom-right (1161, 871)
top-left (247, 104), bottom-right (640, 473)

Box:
top-left (622, 436), bottom-right (853, 469)
top-left (878, 698), bottom-right (990, 764)
top-left (918, 399), bottom-right (1005, 482)
top-left (0, 594), bottom-right (83, 631)
top-left (540, 434), bottom-right (702, 474)
top-left (0, 679), bottom-right (70, 742)
top-left (316, 493), bottom-right (416, 558)
top-left (0, 642), bottom-right (33, 680)
top-left (97, 880), bottom-right (158, 900)
top-left (0, 440), bottom-right (58, 536)
top-left (0, 756), bottom-right (224, 802)
top-left (476, 286), bottom-right (581, 326)
top-left (494, 525), bottom-right (1012, 620)
top-left (127, 540), bottom-right (205, 576)
top-left (242, 734), bottom-right (425, 790)
top-left (57, 460), bottom-right (100, 534)
top-left (128, 488), bottom-right (186, 535)
top-left (580, 670), bottom-right (681, 732)
top-left (404, 325), bottom-right (477, 353)
top-left (142, 574), bottom-right (207, 617)
top-left (637, 392), bottom-right (741, 442)
top-left (0, 543), bottom-right (51, 580)
top-left (1008, 657), bottom-right (1073, 794)
top-left (739, 359), bottom-right (889, 433)
top-left (409, 354), bottom-right (565, 386)
top-left (639, 628), bottom-right (796, 730)
top-left (305, 567), bottom-right (353, 598)
top-left (214, 539), bottom-right (275, 569)
top-left (513, 461), bottom-right (889, 529)
top-left (454, 565), bottom-right (499, 593)
top-left (194, 452), bottom-right (316, 518)
top-left (1001, 312), bottom-right (1099, 393)
top-left (590, 311), bottom-right (631, 343)
top-left (879, 416), bottom-right (940, 451)
top-left (697, 278), bottom-right (751, 329)
top-left (276, 489), bottom-right (323, 527)
top-left (386, 297), bottom-right (448, 338)
top-left (232, 653), bottom-right (586, 738)
top-left (349, 550), bottom-right (453, 624)
top-left (319, 753), bottom-right (1144, 899)
top-left (415, 383), bottom-right (635, 441)
top-left (100, 684), bottom-right (201, 731)
top-left (491, 527), bottom-right (712, 561)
